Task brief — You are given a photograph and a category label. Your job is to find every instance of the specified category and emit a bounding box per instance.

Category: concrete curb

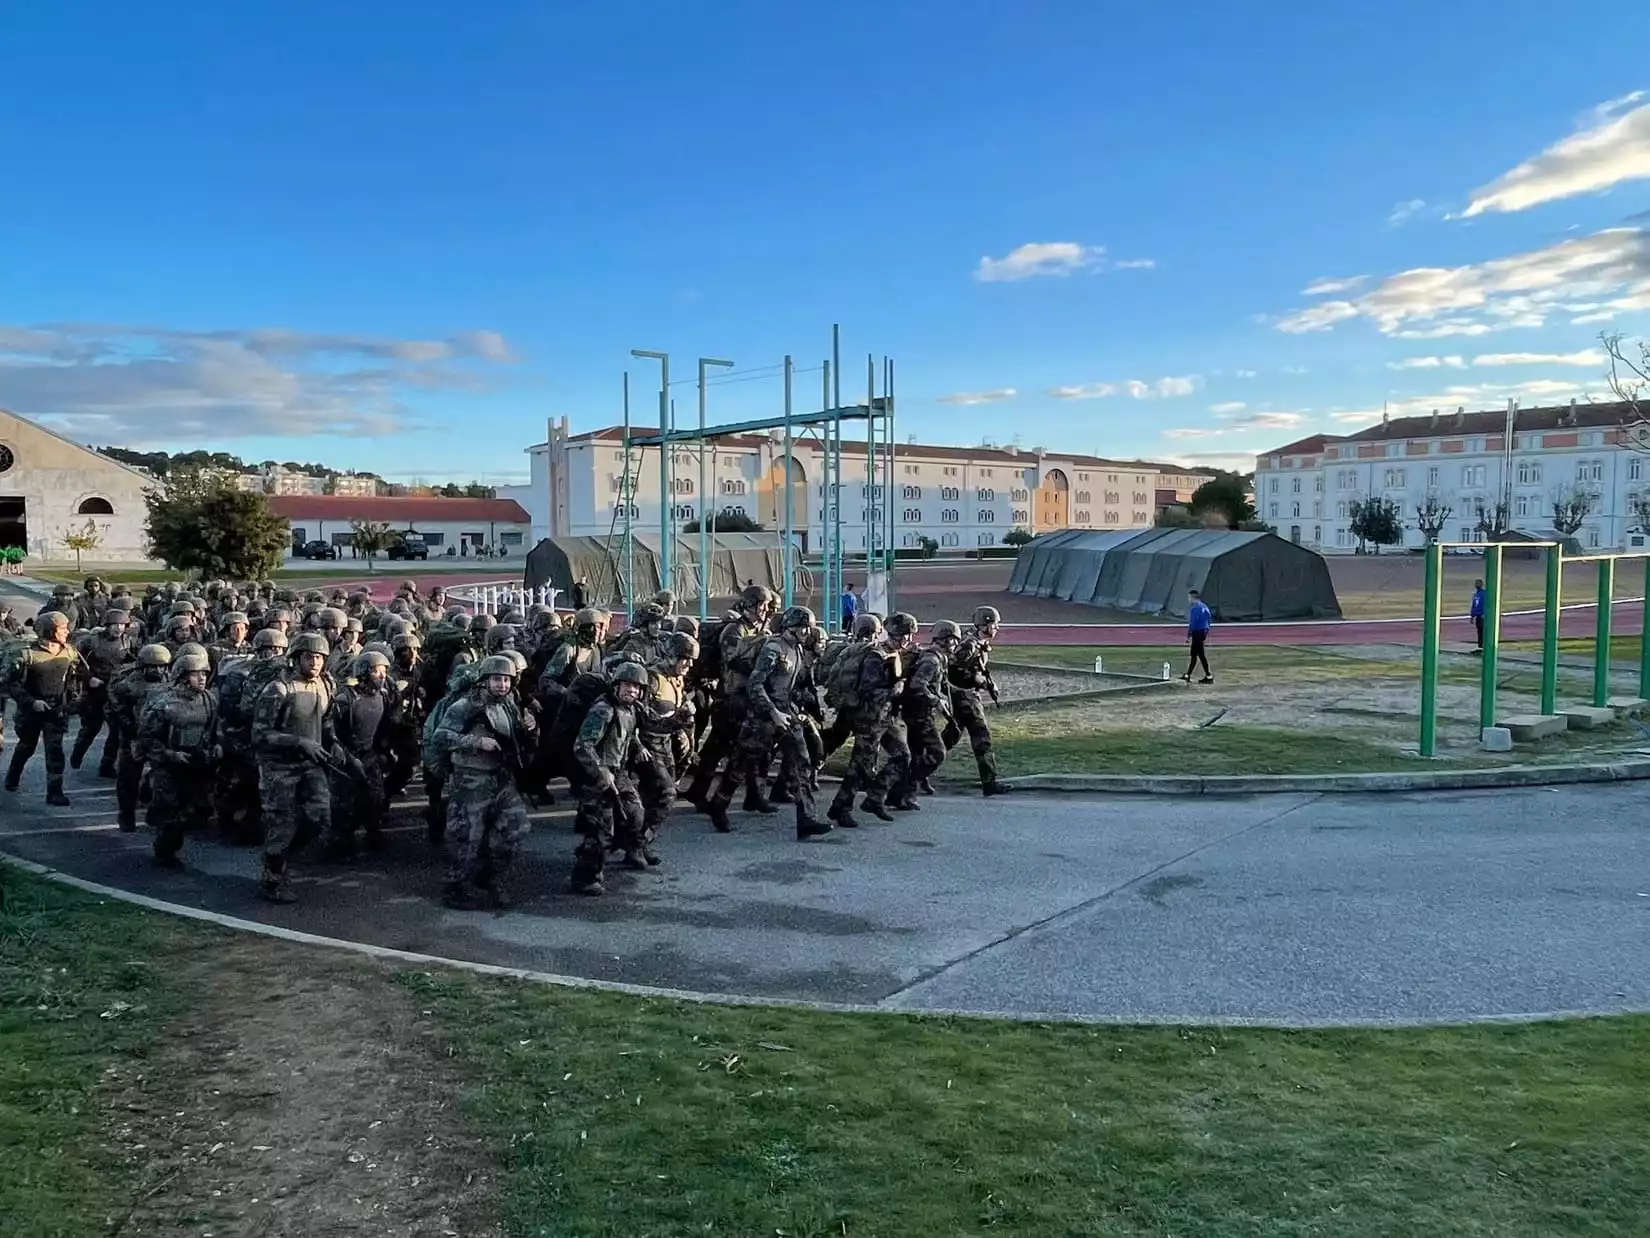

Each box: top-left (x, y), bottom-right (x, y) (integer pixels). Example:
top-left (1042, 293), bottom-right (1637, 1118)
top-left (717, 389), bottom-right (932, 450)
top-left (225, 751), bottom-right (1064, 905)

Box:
top-left (1000, 758), bottom-right (1650, 796)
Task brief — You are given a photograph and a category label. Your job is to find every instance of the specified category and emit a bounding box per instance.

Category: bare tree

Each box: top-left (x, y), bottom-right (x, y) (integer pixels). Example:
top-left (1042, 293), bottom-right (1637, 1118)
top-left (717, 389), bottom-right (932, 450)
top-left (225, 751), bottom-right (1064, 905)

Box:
top-left (1631, 491), bottom-right (1650, 536)
top-left (1414, 492), bottom-right (1454, 545)
top-left (1604, 332), bottom-right (1648, 421)
top-left (1474, 500), bottom-right (1512, 539)
top-left (1550, 485), bottom-right (1596, 537)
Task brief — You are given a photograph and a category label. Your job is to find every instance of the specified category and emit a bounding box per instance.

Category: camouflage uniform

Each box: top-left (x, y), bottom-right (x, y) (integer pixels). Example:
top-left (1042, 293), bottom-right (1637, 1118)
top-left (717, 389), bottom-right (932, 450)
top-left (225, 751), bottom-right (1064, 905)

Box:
top-left (683, 609), bottom-right (766, 810)
top-left (386, 639), bottom-right (426, 797)
top-left (70, 625), bottom-right (133, 776)
top-left (3, 625), bottom-right (83, 805)
top-left (329, 667), bottom-right (396, 856)
top-left (635, 653), bottom-right (696, 838)
top-left (434, 682), bottom-right (535, 906)
top-left (108, 657), bottom-right (172, 831)
top-left (945, 634), bottom-right (1004, 793)
top-left (569, 686), bottom-right (647, 892)
top-left (252, 660), bottom-right (337, 901)
top-left (213, 650), bottom-right (275, 844)
top-left (894, 642), bottom-right (951, 805)
top-left (827, 643), bottom-right (909, 826)
top-left (137, 668), bottom-right (217, 865)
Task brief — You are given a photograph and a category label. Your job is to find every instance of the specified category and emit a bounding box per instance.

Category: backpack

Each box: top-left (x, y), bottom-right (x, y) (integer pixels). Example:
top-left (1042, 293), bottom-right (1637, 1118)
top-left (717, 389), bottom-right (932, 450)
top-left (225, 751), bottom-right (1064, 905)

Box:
top-left (724, 630), bottom-right (767, 677)
top-left (690, 618), bottom-right (731, 682)
top-left (421, 663), bottom-right (486, 779)
top-left (545, 671), bottom-right (609, 760)
top-left (824, 643), bottom-right (876, 710)
top-left (421, 624), bottom-right (472, 698)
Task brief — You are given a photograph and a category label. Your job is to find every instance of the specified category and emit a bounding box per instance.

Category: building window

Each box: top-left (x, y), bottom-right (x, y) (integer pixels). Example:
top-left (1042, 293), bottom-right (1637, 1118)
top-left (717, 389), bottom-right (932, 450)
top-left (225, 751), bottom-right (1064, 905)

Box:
top-left (1515, 495), bottom-right (1529, 517)
top-left (902, 485), bottom-right (923, 500)
top-left (1269, 502), bottom-right (1278, 517)
top-left (76, 496), bottom-right (115, 515)
top-left (1269, 478), bottom-right (1279, 493)
top-left (422, 532), bottom-right (445, 547)
top-left (977, 488), bottom-right (995, 500)
top-left (1460, 527), bottom-right (1474, 543)
top-left (1013, 509), bottom-right (1029, 523)
top-left (1105, 511), bottom-right (1119, 524)
top-left (1588, 526), bottom-right (1601, 548)
top-left (1426, 466), bottom-right (1439, 488)
top-left (980, 468), bottom-right (993, 478)
top-left (1315, 476), bottom-right (1324, 493)
top-left (1461, 464), bottom-right (1486, 487)
top-left (500, 532), bottom-right (524, 546)
top-left (1291, 502), bottom-right (1300, 517)
top-left (1336, 529), bottom-right (1348, 547)
top-left (1074, 510), bottom-right (1089, 523)
top-left (1517, 461), bottom-right (1542, 485)
top-left (977, 533), bottom-right (992, 546)
top-left (903, 508), bottom-right (922, 522)
top-left (1631, 457), bottom-right (1644, 482)
top-left (1313, 525), bottom-right (1322, 543)
top-left (941, 509), bottom-right (958, 523)
top-left (1292, 477), bottom-right (1301, 493)
top-left (1383, 468), bottom-right (1406, 488)
top-left (1076, 490), bottom-right (1091, 503)
top-left (979, 510), bottom-right (995, 523)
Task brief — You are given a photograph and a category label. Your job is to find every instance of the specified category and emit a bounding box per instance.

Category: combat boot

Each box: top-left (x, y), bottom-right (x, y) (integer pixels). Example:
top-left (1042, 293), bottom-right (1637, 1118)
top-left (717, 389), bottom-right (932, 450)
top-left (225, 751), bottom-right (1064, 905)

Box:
top-left (860, 798), bottom-right (896, 822)
top-left (260, 860), bottom-right (294, 904)
top-left (828, 802), bottom-right (861, 829)
top-left (46, 781), bottom-right (71, 808)
top-left (707, 803), bottom-right (734, 833)
top-left (572, 875), bottom-right (605, 896)
top-left (796, 815), bottom-right (833, 840)
top-left (441, 879), bottom-right (479, 910)
top-left (918, 778), bottom-right (936, 796)
top-left (890, 795), bottom-right (921, 812)
top-left (983, 781), bottom-right (1015, 797)
top-left (641, 842), bottom-right (663, 867)
top-left (485, 877), bottom-right (515, 909)
top-left (743, 791), bottom-right (778, 815)
top-left (621, 850), bottom-right (650, 872)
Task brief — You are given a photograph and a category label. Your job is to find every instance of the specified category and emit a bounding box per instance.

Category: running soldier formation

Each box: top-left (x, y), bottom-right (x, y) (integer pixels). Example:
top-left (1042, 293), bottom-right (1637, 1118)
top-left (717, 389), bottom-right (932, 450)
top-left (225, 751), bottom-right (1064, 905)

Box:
top-left (0, 577), bottom-right (1011, 909)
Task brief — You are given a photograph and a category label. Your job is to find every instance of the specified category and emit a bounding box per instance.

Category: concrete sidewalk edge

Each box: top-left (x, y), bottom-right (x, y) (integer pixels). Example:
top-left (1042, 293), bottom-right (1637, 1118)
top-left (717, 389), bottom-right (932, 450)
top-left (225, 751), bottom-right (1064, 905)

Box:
top-left (1000, 759), bottom-right (1650, 796)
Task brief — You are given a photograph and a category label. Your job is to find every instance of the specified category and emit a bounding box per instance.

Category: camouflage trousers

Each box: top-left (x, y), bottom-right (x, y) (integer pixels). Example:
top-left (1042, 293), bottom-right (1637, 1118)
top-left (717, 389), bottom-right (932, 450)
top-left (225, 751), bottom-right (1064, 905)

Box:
top-left (70, 686), bottom-right (120, 774)
top-left (634, 737), bottom-right (686, 829)
top-left (717, 714), bottom-right (819, 822)
top-left (258, 760), bottom-right (331, 889)
top-left (116, 742), bottom-right (147, 831)
top-left (331, 751), bottom-right (388, 845)
top-left (571, 771), bottom-right (646, 883)
top-left (942, 691), bottom-right (998, 787)
top-left (445, 768), bottom-right (532, 889)
top-left (829, 709), bottom-right (908, 814)
top-left (214, 744), bottom-right (262, 844)
top-left (150, 762), bottom-right (213, 858)
top-left (896, 704), bottom-right (948, 799)
top-left (685, 697), bottom-right (745, 803)
top-left (5, 712), bottom-right (68, 792)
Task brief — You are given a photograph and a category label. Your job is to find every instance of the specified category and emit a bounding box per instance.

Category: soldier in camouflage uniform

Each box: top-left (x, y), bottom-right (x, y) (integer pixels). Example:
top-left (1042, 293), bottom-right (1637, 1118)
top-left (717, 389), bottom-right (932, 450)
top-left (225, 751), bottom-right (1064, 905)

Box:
top-left (892, 619), bottom-right (962, 807)
top-left (110, 644), bottom-right (173, 831)
top-left (252, 631), bottom-right (339, 902)
top-left (208, 611), bottom-right (252, 674)
top-left (4, 611), bottom-right (83, 806)
top-left (683, 584), bottom-right (775, 814)
top-left (214, 627), bottom-right (287, 843)
top-left (826, 611), bottom-right (916, 829)
top-left (568, 660), bottom-right (649, 894)
top-left (325, 616), bottom-right (365, 682)
top-left (433, 654), bottom-right (537, 909)
top-left (606, 602), bottom-right (667, 668)
top-left (70, 607), bottom-right (133, 777)
top-left (632, 632), bottom-right (699, 859)
top-left (386, 630), bottom-right (425, 797)
top-left (537, 607), bottom-right (604, 723)
top-left (944, 605), bottom-right (1012, 797)
top-left (819, 612), bottom-right (884, 761)
top-left (708, 606), bottom-right (833, 840)
top-left (137, 650), bottom-right (218, 867)
top-left (327, 649), bottom-right (397, 858)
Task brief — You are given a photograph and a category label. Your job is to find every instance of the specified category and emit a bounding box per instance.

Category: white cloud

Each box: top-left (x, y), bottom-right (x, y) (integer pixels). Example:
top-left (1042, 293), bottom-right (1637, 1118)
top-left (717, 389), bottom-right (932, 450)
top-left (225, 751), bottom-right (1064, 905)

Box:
top-left (1387, 198), bottom-right (1428, 227)
top-left (1113, 258), bottom-right (1156, 270)
top-left (1155, 375), bottom-right (1199, 397)
top-left (1462, 93), bottom-right (1650, 217)
top-left (1209, 401), bottom-right (1248, 415)
top-left (1047, 382), bottom-right (1119, 400)
top-left (1302, 275), bottom-right (1368, 296)
top-left (1163, 427), bottom-right (1218, 439)
top-left (0, 322), bottom-right (516, 442)
top-left (1388, 355), bottom-right (1466, 369)
top-left (935, 388), bottom-right (1017, 405)
top-left (1124, 379), bottom-right (1151, 398)
top-left (1276, 227), bottom-right (1650, 338)
top-left (1048, 375), bottom-right (1201, 400)
top-left (1163, 411), bottom-right (1307, 440)
top-left (974, 242), bottom-right (1102, 282)
top-left (1331, 377), bottom-right (1601, 429)
top-left (1471, 349), bottom-right (1605, 367)
top-left (1236, 369), bottom-right (1257, 378)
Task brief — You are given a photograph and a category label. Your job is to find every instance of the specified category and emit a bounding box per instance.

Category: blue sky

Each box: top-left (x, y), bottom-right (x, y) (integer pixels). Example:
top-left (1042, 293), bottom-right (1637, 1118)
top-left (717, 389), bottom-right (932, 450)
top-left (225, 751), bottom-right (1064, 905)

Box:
top-left (2, 1), bottom-right (1648, 483)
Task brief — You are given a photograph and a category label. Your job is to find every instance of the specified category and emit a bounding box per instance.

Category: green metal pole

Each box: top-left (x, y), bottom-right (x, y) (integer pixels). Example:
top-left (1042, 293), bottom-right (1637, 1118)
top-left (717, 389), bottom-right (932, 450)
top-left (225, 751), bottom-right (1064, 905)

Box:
top-left (1640, 556), bottom-right (1650, 702)
top-left (1540, 544), bottom-right (1561, 716)
top-left (1479, 544), bottom-right (1503, 732)
top-left (1420, 541), bottom-right (1442, 756)
top-left (1594, 557), bottom-right (1614, 708)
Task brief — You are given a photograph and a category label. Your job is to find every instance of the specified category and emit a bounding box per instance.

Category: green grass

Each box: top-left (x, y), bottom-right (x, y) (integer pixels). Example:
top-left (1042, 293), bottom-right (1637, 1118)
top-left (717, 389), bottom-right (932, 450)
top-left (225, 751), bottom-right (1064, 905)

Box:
top-left (1506, 635), bottom-right (1645, 666)
top-left (961, 723), bottom-right (1416, 778)
top-left (0, 871), bottom-right (194, 1237)
top-left (26, 562), bottom-right (502, 586)
top-left (407, 968), bottom-right (1650, 1237)
top-left (1002, 643), bottom-right (1493, 686)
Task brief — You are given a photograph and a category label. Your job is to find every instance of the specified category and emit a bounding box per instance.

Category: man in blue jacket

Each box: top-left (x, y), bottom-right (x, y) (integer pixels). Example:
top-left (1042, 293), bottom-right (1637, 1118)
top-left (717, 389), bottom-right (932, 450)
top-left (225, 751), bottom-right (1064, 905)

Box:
top-left (1183, 590), bottom-right (1213, 684)
top-left (1470, 579), bottom-right (1486, 652)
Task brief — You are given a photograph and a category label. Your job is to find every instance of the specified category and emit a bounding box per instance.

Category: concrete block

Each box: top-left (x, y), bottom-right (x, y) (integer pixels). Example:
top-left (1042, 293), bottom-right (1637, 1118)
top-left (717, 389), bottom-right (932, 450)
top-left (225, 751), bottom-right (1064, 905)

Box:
top-left (1480, 726), bottom-right (1514, 752)
top-left (1557, 705), bottom-right (1616, 730)
top-left (1495, 714), bottom-right (1567, 743)
top-left (1608, 696), bottom-right (1650, 717)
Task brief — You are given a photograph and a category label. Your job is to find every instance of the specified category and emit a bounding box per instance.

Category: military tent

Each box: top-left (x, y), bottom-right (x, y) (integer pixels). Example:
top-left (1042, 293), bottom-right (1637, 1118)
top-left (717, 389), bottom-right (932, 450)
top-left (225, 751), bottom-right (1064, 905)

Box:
top-left (1008, 528), bottom-right (1341, 621)
top-left (523, 531), bottom-right (797, 608)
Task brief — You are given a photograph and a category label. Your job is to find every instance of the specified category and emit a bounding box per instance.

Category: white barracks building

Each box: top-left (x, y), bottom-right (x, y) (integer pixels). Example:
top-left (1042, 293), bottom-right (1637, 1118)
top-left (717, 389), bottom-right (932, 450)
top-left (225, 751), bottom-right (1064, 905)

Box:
top-left (1256, 399), bottom-right (1650, 553)
top-left (503, 418), bottom-right (1211, 552)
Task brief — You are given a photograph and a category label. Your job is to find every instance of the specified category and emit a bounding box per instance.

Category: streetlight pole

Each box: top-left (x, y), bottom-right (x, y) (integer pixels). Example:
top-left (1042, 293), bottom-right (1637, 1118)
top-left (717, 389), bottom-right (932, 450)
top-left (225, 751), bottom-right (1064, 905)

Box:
top-left (697, 356), bottom-right (735, 620)
top-left (630, 349), bottom-right (669, 602)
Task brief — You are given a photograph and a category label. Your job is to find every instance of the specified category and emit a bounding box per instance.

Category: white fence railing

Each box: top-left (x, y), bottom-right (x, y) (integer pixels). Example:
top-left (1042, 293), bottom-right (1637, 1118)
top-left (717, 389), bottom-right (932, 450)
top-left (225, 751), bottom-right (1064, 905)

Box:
top-left (450, 582), bottom-right (563, 616)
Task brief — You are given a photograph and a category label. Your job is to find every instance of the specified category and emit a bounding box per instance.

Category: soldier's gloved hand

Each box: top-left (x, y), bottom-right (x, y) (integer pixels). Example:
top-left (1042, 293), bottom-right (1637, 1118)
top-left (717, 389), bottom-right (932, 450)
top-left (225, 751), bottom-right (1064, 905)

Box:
top-left (32, 700), bottom-right (49, 713)
top-left (521, 712), bottom-right (537, 733)
top-left (297, 738), bottom-right (326, 763)
top-left (474, 736), bottom-right (501, 753)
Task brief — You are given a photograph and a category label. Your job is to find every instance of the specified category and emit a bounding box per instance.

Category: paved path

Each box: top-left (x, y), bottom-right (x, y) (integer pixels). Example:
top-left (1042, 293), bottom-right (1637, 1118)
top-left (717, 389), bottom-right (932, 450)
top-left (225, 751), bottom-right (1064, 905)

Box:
top-left (3, 755), bottom-right (1647, 1025)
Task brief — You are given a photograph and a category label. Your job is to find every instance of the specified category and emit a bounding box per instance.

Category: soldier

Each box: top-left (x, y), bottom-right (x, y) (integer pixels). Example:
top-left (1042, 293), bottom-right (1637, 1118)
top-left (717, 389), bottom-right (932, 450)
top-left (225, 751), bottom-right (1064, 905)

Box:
top-left (78, 575), bottom-right (110, 627)
top-left (538, 607), bottom-right (604, 724)
top-left (251, 631), bottom-right (339, 903)
top-left (70, 607), bottom-right (133, 777)
top-left (432, 654), bottom-right (537, 909)
top-left (819, 612), bottom-right (884, 760)
top-left (421, 585), bottom-right (450, 626)
top-left (328, 649), bottom-right (397, 858)
top-left (110, 644), bottom-right (173, 832)
top-left (326, 616), bottom-right (365, 681)
top-left (607, 602), bottom-right (667, 667)
top-left (316, 607), bottom-right (349, 663)
top-left (215, 627), bottom-right (287, 843)
top-left (3, 610), bottom-right (83, 805)
top-left (386, 630), bottom-right (426, 797)
top-left (137, 650), bottom-right (218, 868)
top-left (48, 583), bottom-right (82, 631)
top-left (708, 606), bottom-right (833, 839)
top-left (945, 605), bottom-right (1012, 797)
top-left (683, 584), bottom-right (775, 813)
top-left (569, 661), bottom-right (650, 895)
top-left (824, 611), bottom-right (916, 829)
top-left (892, 619), bottom-right (962, 806)
top-left (209, 611), bottom-right (252, 672)
top-left (633, 632), bottom-right (699, 857)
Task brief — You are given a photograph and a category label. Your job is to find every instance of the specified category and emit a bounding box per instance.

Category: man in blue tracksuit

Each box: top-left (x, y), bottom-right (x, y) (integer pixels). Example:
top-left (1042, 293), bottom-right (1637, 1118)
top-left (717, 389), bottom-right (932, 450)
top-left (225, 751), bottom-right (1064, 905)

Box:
top-left (1470, 579), bottom-right (1486, 652)
top-left (1183, 590), bottom-right (1213, 684)
top-left (840, 584), bottom-right (858, 632)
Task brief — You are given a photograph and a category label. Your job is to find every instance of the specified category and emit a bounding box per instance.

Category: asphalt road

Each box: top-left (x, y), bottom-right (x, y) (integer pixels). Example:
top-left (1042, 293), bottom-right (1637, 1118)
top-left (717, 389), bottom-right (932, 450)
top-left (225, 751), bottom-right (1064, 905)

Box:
top-left (3, 751), bottom-right (1647, 1026)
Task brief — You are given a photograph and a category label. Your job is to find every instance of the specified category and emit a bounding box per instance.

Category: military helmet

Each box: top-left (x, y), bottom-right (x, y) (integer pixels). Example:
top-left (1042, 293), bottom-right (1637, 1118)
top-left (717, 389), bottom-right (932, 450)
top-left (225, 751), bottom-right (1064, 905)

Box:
top-left (471, 612), bottom-right (497, 634)
top-left (429, 584), bottom-right (448, 598)
top-left (739, 583), bottom-right (775, 611)
top-left (267, 607), bottom-right (292, 625)
top-left (173, 651), bottom-right (211, 676)
top-left (573, 606), bottom-right (602, 629)
top-left (303, 589), bottom-right (325, 604)
top-left (222, 611), bottom-right (249, 628)
top-left (527, 602), bottom-right (551, 619)
top-left (328, 588), bottom-right (347, 602)
top-left (779, 604), bottom-right (816, 630)
top-left (168, 600), bottom-right (197, 617)
top-left (930, 619), bottom-right (964, 644)
top-left (973, 605), bottom-right (1001, 627)
top-left (485, 623), bottom-right (519, 653)
top-left (477, 654), bottom-right (518, 679)
top-left (84, 575), bottom-right (104, 590)
top-left (175, 641), bottom-right (209, 661)
top-left (499, 607), bottom-right (525, 626)
top-left (290, 632), bottom-right (329, 656)
top-left (51, 583), bottom-right (73, 596)
top-left (633, 601), bottom-right (667, 627)
top-left (355, 650), bottom-right (392, 673)
top-left (851, 613), bottom-right (884, 639)
top-left (535, 608), bottom-right (563, 630)
top-left (382, 617), bottom-right (412, 640)
top-left (662, 632), bottom-right (700, 663)
top-left (502, 649), bottom-right (528, 674)
top-left (253, 628), bottom-right (289, 651)
top-left (107, 596), bottom-right (135, 613)
top-left (360, 640), bottom-right (394, 661)
top-left (399, 578), bottom-right (418, 594)
top-left (448, 611), bottom-right (473, 631)
top-left (611, 660), bottom-right (650, 687)
top-left (672, 615), bottom-right (698, 637)
top-left (885, 612), bottom-right (919, 639)
top-left (392, 631), bottom-right (422, 651)
top-left (318, 606), bottom-right (347, 630)
top-left (344, 617), bottom-right (364, 634)
top-left (37, 609), bottom-right (71, 632)
top-left (137, 643), bottom-right (173, 667)
top-left (348, 590), bottom-right (368, 604)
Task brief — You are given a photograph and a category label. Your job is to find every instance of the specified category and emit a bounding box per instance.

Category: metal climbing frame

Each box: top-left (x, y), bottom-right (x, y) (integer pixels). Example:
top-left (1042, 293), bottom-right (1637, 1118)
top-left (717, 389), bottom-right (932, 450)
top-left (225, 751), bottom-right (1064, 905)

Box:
top-left (619, 325), bottom-right (896, 631)
top-left (1417, 541), bottom-right (1650, 756)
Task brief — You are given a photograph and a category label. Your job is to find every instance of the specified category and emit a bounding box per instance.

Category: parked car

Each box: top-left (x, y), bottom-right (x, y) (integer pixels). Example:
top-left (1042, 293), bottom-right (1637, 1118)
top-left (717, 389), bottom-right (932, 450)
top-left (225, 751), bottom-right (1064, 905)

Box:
top-left (387, 534), bottom-right (429, 561)
top-left (297, 539), bottom-right (339, 560)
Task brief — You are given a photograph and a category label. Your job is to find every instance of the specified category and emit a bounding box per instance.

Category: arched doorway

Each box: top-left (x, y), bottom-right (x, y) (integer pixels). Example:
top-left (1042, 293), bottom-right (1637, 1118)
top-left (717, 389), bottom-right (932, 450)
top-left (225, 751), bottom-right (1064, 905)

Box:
top-left (1036, 468), bottom-right (1070, 532)
top-left (759, 454), bottom-right (810, 550)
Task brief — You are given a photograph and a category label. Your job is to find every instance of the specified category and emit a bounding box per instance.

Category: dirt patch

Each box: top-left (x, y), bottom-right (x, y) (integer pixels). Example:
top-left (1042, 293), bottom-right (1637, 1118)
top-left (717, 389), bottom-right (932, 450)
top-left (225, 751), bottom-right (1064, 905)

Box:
top-left (97, 938), bottom-right (501, 1237)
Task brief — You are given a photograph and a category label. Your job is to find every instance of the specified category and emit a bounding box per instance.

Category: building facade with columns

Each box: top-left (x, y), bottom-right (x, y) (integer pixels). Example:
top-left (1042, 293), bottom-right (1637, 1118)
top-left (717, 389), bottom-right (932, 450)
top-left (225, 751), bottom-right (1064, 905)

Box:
top-left (502, 417), bottom-right (1211, 554)
top-left (1255, 399), bottom-right (1650, 553)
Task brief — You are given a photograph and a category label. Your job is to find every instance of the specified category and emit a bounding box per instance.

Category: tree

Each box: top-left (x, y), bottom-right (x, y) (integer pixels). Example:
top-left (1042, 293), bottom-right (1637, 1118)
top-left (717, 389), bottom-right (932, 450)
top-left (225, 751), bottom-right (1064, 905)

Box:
top-left (1348, 498), bottom-right (1404, 553)
top-left (144, 473), bottom-right (291, 578)
top-left (1002, 529), bottom-right (1035, 548)
top-left (1189, 475), bottom-right (1257, 528)
top-left (682, 512), bottom-right (764, 533)
top-left (1604, 331), bottom-right (1648, 424)
top-left (1632, 492), bottom-right (1650, 536)
top-left (1550, 486), bottom-right (1595, 537)
top-left (349, 519), bottom-right (395, 569)
top-left (60, 518), bottom-right (104, 571)
top-left (1414, 492), bottom-right (1454, 545)
top-left (1475, 500), bottom-right (1512, 540)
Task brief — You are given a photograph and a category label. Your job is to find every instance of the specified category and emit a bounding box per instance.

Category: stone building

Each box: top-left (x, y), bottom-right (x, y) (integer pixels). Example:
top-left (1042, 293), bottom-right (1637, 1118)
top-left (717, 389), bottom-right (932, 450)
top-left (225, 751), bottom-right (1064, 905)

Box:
top-left (0, 408), bottom-right (153, 563)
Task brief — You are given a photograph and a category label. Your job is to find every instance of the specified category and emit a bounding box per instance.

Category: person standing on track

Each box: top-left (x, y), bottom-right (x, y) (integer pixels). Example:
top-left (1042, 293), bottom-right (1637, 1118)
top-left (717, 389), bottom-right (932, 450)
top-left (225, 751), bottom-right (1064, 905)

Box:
top-left (1183, 589), bottom-right (1213, 684)
top-left (1470, 578), bottom-right (1486, 652)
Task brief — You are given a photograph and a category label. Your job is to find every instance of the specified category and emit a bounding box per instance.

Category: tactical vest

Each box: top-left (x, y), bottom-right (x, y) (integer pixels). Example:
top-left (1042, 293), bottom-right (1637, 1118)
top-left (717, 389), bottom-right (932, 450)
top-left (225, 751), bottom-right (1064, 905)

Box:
top-left (338, 685), bottom-right (387, 755)
top-left (271, 677), bottom-right (331, 746)
top-left (154, 687), bottom-right (216, 753)
top-left (21, 644), bottom-right (78, 704)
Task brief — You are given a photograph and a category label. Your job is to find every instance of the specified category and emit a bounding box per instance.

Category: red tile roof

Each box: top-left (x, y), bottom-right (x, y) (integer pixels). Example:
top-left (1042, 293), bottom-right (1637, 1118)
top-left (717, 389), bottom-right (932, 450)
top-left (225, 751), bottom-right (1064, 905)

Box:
top-left (267, 496), bottom-right (531, 524)
top-left (1259, 400), bottom-right (1641, 459)
top-left (1264, 434), bottom-right (1343, 457)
